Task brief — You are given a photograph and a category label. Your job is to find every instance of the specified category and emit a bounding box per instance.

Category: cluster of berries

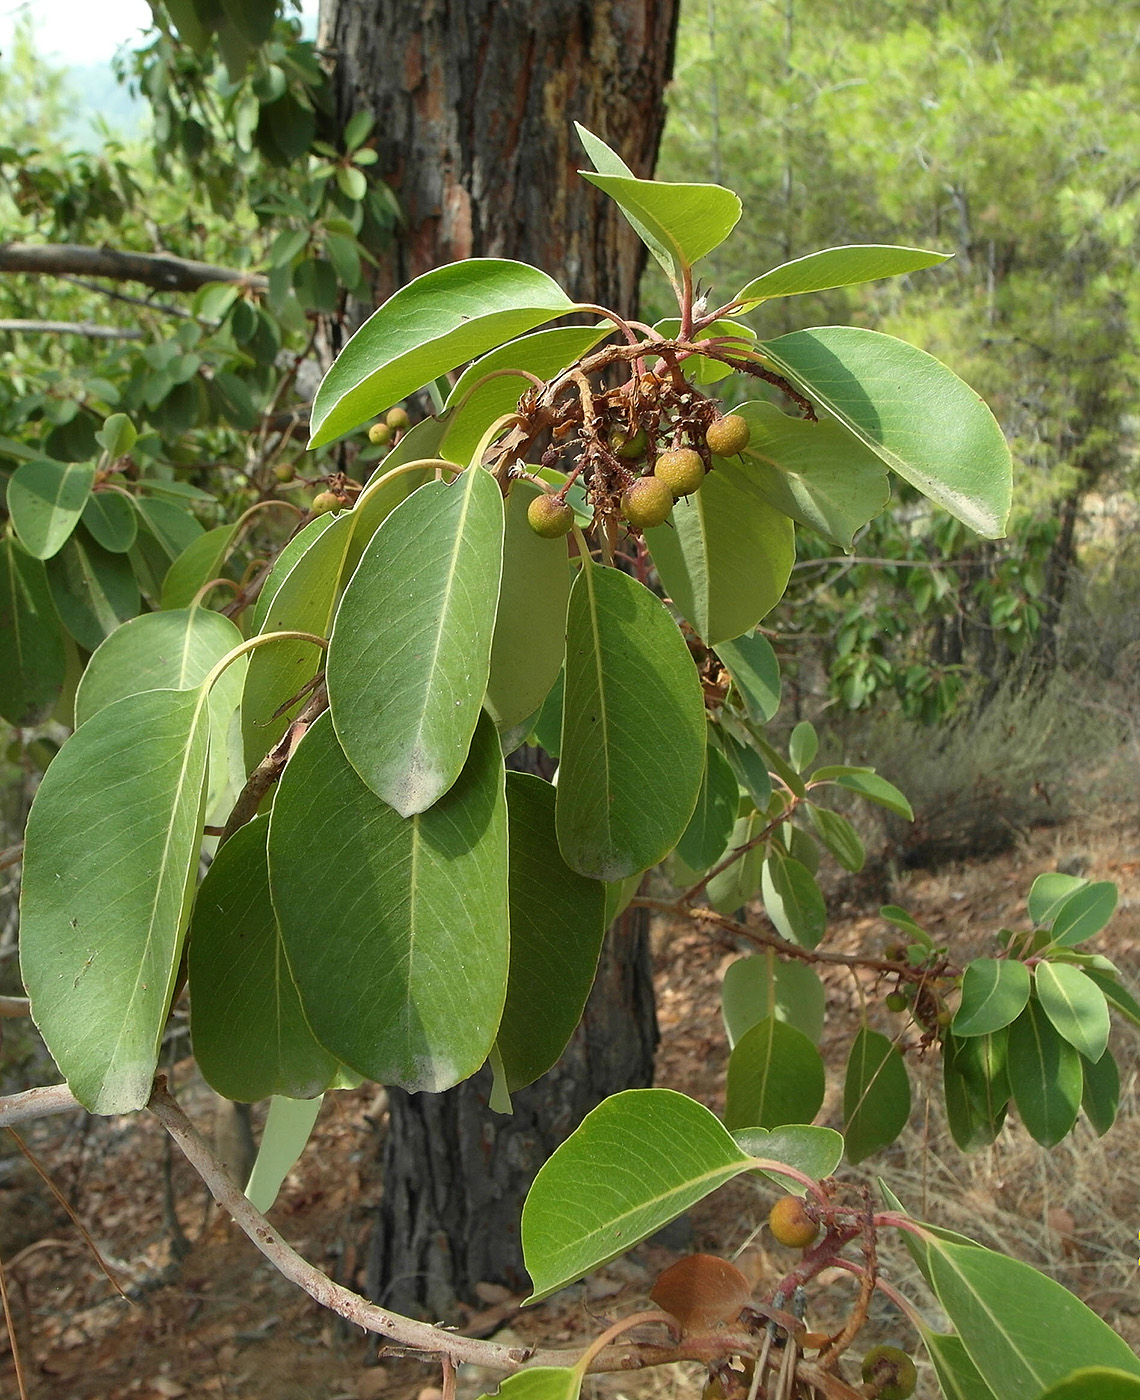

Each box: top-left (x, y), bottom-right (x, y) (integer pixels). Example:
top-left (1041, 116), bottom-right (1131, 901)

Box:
top-left (526, 411), bottom-right (751, 540)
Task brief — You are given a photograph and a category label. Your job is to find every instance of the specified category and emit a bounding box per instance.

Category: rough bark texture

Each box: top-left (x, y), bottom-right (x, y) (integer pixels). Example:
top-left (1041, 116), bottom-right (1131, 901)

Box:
top-left (319, 0), bottom-right (677, 310)
top-left (319, 0), bottom-right (679, 1315)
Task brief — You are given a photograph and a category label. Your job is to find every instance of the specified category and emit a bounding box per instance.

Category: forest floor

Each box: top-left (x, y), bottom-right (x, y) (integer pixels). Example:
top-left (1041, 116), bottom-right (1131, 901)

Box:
top-left (3, 800), bottom-right (1140, 1400)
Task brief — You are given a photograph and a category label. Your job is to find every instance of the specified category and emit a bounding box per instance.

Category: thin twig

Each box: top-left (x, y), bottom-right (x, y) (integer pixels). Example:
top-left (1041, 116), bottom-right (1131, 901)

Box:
top-left (6, 1129), bottom-right (131, 1303)
top-left (0, 1084), bottom-right (84, 1128)
top-left (0, 843), bottom-right (24, 871)
top-left (0, 996), bottom-right (30, 1018)
top-left (0, 1238), bottom-right (29, 1400)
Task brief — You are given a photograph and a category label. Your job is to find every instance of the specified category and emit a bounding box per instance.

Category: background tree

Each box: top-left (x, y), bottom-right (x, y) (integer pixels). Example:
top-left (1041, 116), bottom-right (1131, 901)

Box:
top-left (316, 0), bottom-right (680, 1314)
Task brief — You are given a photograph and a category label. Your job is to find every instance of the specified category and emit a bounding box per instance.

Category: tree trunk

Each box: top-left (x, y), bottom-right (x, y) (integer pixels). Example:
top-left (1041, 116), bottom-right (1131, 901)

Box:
top-left (319, 0), bottom-right (680, 1315)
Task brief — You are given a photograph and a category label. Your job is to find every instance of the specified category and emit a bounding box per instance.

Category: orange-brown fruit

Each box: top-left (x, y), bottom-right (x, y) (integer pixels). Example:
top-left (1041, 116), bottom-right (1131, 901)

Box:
top-left (861, 1345), bottom-right (917, 1399)
top-left (705, 413), bottom-right (750, 457)
top-left (654, 447), bottom-right (705, 497)
top-left (311, 490), bottom-right (342, 515)
top-left (526, 493), bottom-right (574, 539)
top-left (800, 1332), bottom-right (831, 1351)
top-left (649, 1254), bottom-right (752, 1333)
top-left (386, 405), bottom-right (411, 431)
top-left (768, 1195), bottom-right (819, 1249)
top-left (621, 475), bottom-right (674, 529)
top-left (609, 425), bottom-right (648, 461)
top-left (368, 421), bottom-right (393, 445)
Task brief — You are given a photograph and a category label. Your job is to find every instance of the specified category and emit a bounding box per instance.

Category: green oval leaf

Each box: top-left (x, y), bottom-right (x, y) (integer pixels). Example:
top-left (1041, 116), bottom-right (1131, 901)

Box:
top-left (473, 1369), bottom-right (582, 1400)
top-left (495, 774), bottom-right (607, 1092)
top-left (1034, 961), bottom-right (1110, 1063)
top-left (722, 399), bottom-right (891, 549)
top-left (806, 804), bottom-right (865, 873)
top-left (6, 459), bottom-right (95, 560)
top-left (484, 481), bottom-right (570, 732)
top-left (45, 528), bottom-right (140, 651)
top-left (189, 818), bottom-right (339, 1101)
top-left (521, 1088), bottom-right (752, 1302)
top-left (1049, 881), bottom-right (1117, 947)
top-left (160, 522), bottom-right (240, 610)
top-left (81, 490), bottom-right (138, 554)
top-left (716, 630), bottom-right (780, 723)
top-left (677, 743), bottom-right (738, 873)
top-left (761, 326), bottom-right (1012, 538)
top-left (308, 259), bottom-right (576, 448)
top-left (267, 711), bottom-right (508, 1093)
top-left (761, 847), bottom-right (826, 948)
top-left (729, 1124), bottom-right (843, 1193)
top-left (329, 468), bottom-right (504, 815)
top-left (1081, 1047), bottom-right (1119, 1137)
top-left (243, 513), bottom-right (354, 771)
top-left (1007, 998), bottom-right (1082, 1146)
top-left (725, 1016), bottom-right (825, 1131)
top-left (809, 765), bottom-right (913, 819)
top-left (920, 1328), bottom-right (998, 1400)
top-left (735, 244), bottom-right (950, 309)
top-left (244, 1094), bottom-right (323, 1213)
top-left (1027, 870), bottom-right (1089, 927)
top-left (926, 1235), bottom-right (1140, 1394)
top-left (706, 811), bottom-right (765, 914)
top-left (646, 469), bottom-right (794, 645)
top-left (20, 687), bottom-right (210, 1113)
top-left (1084, 966), bottom-right (1140, 1030)
top-left (952, 958), bottom-right (1031, 1037)
top-left (843, 1026), bottom-right (911, 1163)
top-left (575, 124), bottom-right (741, 285)
top-left (942, 1038), bottom-right (1007, 1152)
top-left (556, 562), bottom-right (706, 880)
top-left (0, 537), bottom-right (66, 726)
top-left (722, 955), bottom-right (826, 1048)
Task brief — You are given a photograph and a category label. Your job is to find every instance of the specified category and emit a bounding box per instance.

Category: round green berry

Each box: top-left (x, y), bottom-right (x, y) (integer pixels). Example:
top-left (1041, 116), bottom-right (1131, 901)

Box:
top-left (861, 1346), bottom-right (917, 1400)
top-left (526, 493), bottom-right (574, 539)
top-left (386, 406), bottom-right (411, 431)
top-left (885, 992), bottom-right (909, 1013)
top-left (654, 447), bottom-right (705, 497)
top-left (609, 425), bottom-right (648, 461)
top-left (311, 490), bottom-right (342, 515)
top-left (273, 462), bottom-right (295, 483)
top-left (705, 413), bottom-right (750, 457)
top-left (621, 475), bottom-right (674, 529)
top-left (369, 422), bottom-right (393, 446)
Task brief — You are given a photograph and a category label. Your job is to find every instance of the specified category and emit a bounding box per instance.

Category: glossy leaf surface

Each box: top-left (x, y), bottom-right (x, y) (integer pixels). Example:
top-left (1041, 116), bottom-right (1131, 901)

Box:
top-left (484, 480), bottom-right (570, 732)
top-left (761, 847), bottom-right (826, 948)
top-left (81, 490), bottom-right (138, 554)
top-left (1049, 881), bottom-right (1117, 947)
top-left (268, 713), bottom-right (508, 1093)
top-left (729, 1124), bottom-right (843, 1192)
top-left (161, 522), bottom-right (239, 610)
top-left (189, 819), bottom-right (339, 1102)
top-left (495, 775), bottom-right (606, 1091)
top-left (1027, 871), bottom-right (1088, 927)
top-left (717, 630), bottom-right (780, 723)
top-left (522, 1088), bottom-right (752, 1301)
top-left (724, 1016), bottom-right (825, 1130)
top-left (1007, 998), bottom-right (1082, 1146)
top-left (952, 958), bottom-right (1031, 1037)
top-left (1034, 961), bottom-right (1110, 1063)
top-left (6, 459), bottom-right (95, 559)
top-left (646, 469), bottom-right (794, 645)
top-left (735, 244), bottom-right (950, 309)
top-left (762, 327), bottom-right (1012, 538)
top-left (328, 469), bottom-right (504, 815)
top-left (20, 687), bottom-right (210, 1113)
top-left (308, 259), bottom-right (576, 447)
top-left (0, 538), bottom-right (65, 726)
top-left (843, 1027), bottom-right (911, 1163)
top-left (556, 562), bottom-right (705, 880)
top-left (723, 400), bottom-right (890, 548)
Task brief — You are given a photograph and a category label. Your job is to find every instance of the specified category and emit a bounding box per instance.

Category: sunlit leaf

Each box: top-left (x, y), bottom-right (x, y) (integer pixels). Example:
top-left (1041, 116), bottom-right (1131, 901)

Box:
top-left (308, 260), bottom-right (576, 448)
top-left (730, 1123), bottom-right (843, 1193)
top-left (1034, 961), bottom-right (1110, 1063)
top-left (722, 955), bottom-right (826, 1048)
top-left (716, 630), bottom-right (780, 723)
top-left (736, 244), bottom-right (949, 309)
top-left (244, 1094), bottom-right (323, 1213)
top-left (6, 459), bottom-right (95, 560)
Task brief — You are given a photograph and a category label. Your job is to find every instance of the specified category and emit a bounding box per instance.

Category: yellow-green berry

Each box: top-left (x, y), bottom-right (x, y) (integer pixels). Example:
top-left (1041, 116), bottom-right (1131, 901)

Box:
top-left (527, 493), bottom-right (574, 539)
top-left (369, 421), bottom-right (393, 445)
top-left (768, 1196), bottom-right (819, 1249)
top-left (609, 425), bottom-right (648, 461)
top-left (273, 461), bottom-right (295, 483)
top-left (885, 991), bottom-right (909, 1013)
top-left (655, 447), bottom-right (705, 497)
top-left (705, 413), bottom-right (750, 457)
top-left (311, 490), bottom-right (342, 515)
top-left (621, 475), bottom-right (674, 529)
top-left (386, 406), bottom-right (411, 431)
top-left (861, 1346), bottom-right (917, 1400)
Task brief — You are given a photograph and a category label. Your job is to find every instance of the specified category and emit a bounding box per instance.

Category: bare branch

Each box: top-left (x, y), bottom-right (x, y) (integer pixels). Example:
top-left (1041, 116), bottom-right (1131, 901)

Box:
top-left (0, 243), bottom-right (268, 294)
top-left (0, 1084), bottom-right (84, 1127)
top-left (0, 996), bottom-right (30, 1019)
top-left (0, 319), bottom-right (144, 339)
